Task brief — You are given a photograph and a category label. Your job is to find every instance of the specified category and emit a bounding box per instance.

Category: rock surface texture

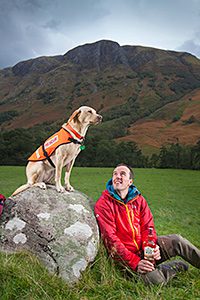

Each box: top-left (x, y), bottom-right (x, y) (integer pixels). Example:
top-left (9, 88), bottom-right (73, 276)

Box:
top-left (0, 186), bottom-right (99, 283)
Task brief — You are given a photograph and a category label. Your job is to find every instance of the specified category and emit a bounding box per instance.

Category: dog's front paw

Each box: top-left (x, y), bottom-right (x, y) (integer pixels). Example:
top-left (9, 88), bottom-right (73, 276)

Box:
top-left (56, 185), bottom-right (66, 193)
top-left (65, 185), bottom-right (74, 192)
top-left (34, 182), bottom-right (46, 190)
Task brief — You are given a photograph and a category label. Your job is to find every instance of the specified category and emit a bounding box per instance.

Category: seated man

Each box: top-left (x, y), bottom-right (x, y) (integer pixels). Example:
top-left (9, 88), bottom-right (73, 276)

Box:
top-left (94, 163), bottom-right (200, 285)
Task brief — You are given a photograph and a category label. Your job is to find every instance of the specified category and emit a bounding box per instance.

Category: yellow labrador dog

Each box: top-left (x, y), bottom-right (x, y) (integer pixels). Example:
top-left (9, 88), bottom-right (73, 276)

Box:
top-left (12, 106), bottom-right (102, 196)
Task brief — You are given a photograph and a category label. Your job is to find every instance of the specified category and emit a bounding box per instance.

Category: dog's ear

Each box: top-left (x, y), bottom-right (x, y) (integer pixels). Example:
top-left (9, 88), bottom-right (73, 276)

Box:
top-left (68, 109), bottom-right (81, 123)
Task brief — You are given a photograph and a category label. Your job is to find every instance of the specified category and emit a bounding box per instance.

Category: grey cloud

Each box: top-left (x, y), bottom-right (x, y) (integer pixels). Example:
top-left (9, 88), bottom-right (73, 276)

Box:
top-left (0, 0), bottom-right (109, 68)
top-left (0, 0), bottom-right (200, 68)
top-left (177, 40), bottom-right (200, 58)
top-left (43, 20), bottom-right (61, 30)
top-left (177, 29), bottom-right (200, 58)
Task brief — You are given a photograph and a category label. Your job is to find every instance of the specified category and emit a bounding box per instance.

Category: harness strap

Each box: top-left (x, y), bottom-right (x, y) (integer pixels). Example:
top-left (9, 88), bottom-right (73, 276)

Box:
top-left (42, 143), bottom-right (56, 168)
top-left (68, 137), bottom-right (84, 145)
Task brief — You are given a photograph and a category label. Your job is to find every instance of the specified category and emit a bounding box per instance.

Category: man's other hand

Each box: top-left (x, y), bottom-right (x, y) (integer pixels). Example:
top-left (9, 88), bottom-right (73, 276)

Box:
top-left (154, 244), bottom-right (161, 260)
top-left (137, 259), bottom-right (155, 274)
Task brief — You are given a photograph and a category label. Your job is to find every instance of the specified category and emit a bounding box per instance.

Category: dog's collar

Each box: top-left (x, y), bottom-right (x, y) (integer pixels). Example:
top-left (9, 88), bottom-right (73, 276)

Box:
top-left (68, 137), bottom-right (84, 146)
top-left (62, 123), bottom-right (84, 140)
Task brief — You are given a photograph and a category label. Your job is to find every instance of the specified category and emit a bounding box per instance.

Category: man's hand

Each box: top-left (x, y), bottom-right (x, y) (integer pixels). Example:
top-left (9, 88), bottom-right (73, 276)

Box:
top-left (137, 245), bottom-right (161, 274)
top-left (154, 244), bottom-right (161, 260)
top-left (137, 259), bottom-right (155, 274)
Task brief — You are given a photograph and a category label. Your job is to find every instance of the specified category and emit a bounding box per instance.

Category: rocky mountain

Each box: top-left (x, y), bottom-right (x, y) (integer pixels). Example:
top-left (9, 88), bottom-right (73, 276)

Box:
top-left (1, 39), bottom-right (200, 154)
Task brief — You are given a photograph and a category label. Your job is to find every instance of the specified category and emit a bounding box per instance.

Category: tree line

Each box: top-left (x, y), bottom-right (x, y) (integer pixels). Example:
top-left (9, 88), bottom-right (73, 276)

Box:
top-left (0, 127), bottom-right (200, 170)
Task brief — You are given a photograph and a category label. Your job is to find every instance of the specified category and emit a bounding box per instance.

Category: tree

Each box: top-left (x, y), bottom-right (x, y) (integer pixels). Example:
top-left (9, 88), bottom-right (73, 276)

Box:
top-left (191, 140), bottom-right (200, 170)
top-left (116, 141), bottom-right (145, 167)
top-left (0, 129), bottom-right (36, 165)
top-left (150, 153), bottom-right (160, 168)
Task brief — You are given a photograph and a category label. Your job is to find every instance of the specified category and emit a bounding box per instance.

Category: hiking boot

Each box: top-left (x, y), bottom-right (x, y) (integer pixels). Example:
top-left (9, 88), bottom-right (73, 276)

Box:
top-left (160, 260), bottom-right (188, 272)
top-left (158, 260), bottom-right (188, 280)
top-left (140, 260), bottom-right (189, 285)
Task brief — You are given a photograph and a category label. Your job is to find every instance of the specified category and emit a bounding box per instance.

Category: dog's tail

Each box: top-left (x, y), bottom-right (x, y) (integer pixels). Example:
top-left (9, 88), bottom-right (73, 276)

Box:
top-left (11, 183), bottom-right (31, 196)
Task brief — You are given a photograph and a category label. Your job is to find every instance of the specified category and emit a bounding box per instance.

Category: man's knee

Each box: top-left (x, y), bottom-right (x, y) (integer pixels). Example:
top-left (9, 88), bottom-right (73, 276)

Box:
top-left (171, 234), bottom-right (184, 250)
top-left (158, 234), bottom-right (184, 259)
top-left (166, 234), bottom-right (183, 242)
top-left (158, 234), bottom-right (182, 244)
top-left (171, 234), bottom-right (182, 241)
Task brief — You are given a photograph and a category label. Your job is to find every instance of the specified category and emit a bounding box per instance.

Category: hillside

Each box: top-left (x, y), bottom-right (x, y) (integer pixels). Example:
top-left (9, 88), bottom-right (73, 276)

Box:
top-left (1, 39), bottom-right (200, 154)
top-left (118, 88), bottom-right (200, 153)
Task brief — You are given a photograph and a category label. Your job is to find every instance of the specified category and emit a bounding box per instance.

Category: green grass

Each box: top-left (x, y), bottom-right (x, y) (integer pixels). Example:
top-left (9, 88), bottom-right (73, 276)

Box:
top-left (0, 166), bottom-right (200, 299)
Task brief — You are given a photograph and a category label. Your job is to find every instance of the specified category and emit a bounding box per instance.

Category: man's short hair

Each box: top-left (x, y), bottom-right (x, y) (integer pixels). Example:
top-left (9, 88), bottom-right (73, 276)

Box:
top-left (115, 163), bottom-right (134, 179)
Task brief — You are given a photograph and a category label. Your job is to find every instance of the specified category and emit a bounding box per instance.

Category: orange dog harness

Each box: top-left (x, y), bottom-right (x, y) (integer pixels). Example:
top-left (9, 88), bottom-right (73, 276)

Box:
top-left (28, 124), bottom-right (84, 164)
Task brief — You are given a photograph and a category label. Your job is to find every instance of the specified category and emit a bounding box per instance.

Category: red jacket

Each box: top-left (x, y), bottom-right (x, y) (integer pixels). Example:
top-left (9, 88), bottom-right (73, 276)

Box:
top-left (94, 182), bottom-right (157, 271)
top-left (0, 194), bottom-right (6, 217)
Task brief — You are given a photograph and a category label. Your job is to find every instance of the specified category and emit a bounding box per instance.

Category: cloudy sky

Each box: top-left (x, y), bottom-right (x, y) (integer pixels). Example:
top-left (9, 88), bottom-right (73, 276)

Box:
top-left (0, 0), bottom-right (200, 69)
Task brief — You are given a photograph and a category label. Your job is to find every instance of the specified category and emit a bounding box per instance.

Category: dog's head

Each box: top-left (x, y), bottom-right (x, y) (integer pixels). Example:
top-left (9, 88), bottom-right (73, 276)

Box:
top-left (68, 106), bottom-right (102, 126)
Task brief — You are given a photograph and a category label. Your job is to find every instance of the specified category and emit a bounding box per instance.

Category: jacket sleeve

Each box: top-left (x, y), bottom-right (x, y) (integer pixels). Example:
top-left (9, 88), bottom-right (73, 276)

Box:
top-left (94, 194), bottom-right (141, 271)
top-left (139, 196), bottom-right (157, 248)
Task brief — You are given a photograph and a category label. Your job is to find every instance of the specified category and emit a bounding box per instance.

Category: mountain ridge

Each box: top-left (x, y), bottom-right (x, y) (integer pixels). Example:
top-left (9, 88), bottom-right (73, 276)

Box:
top-left (1, 39), bottom-right (200, 154)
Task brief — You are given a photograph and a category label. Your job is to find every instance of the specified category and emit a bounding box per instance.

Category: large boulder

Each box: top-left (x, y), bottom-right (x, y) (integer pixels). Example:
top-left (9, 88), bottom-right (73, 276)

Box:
top-left (0, 186), bottom-right (99, 283)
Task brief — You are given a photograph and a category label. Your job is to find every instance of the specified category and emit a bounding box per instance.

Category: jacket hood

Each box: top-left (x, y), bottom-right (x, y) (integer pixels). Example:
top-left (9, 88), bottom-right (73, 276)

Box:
top-left (106, 178), bottom-right (140, 203)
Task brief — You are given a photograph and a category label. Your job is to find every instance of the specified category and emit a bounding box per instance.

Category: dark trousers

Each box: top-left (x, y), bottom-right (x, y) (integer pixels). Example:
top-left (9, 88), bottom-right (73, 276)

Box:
top-left (141, 234), bottom-right (200, 285)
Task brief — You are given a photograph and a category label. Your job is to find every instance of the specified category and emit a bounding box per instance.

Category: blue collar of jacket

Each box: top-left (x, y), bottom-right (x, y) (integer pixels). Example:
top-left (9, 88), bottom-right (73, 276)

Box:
top-left (106, 178), bottom-right (141, 204)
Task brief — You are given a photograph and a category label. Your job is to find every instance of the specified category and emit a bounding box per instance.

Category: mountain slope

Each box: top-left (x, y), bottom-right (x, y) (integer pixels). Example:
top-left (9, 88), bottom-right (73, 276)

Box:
top-left (118, 88), bottom-right (200, 153)
top-left (0, 39), bottom-right (200, 154)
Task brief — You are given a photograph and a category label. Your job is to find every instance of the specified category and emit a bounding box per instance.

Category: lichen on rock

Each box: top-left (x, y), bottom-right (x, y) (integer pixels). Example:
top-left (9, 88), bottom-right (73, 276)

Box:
top-left (0, 186), bottom-right (99, 284)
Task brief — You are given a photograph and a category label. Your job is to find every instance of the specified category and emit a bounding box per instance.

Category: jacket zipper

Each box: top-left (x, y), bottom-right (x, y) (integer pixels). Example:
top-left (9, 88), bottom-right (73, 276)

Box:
top-left (125, 205), bottom-right (139, 251)
top-left (109, 194), bottom-right (140, 251)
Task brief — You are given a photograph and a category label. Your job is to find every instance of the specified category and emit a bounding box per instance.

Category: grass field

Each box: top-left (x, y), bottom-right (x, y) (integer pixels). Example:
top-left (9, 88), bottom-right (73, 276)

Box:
top-left (0, 166), bottom-right (200, 300)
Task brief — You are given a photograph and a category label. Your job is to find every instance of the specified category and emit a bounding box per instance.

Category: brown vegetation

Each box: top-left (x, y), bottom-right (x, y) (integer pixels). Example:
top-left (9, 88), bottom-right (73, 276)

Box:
top-left (1, 40), bottom-right (200, 155)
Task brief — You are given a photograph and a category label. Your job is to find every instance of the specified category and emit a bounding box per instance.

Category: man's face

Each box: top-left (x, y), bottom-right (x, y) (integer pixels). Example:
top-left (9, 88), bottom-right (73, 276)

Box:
top-left (112, 166), bottom-right (133, 193)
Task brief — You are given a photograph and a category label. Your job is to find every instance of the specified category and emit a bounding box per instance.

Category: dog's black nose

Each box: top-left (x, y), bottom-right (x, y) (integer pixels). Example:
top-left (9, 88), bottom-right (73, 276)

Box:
top-left (98, 115), bottom-right (103, 122)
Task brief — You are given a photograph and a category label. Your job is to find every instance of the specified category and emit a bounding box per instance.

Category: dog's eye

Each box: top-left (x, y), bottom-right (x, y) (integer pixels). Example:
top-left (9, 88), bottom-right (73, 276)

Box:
top-left (88, 110), bottom-right (92, 114)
